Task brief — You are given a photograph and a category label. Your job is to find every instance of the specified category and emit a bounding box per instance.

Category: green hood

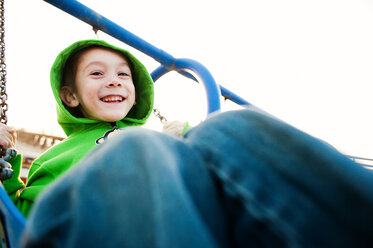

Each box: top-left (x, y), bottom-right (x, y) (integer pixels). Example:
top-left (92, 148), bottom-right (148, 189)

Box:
top-left (50, 39), bottom-right (154, 136)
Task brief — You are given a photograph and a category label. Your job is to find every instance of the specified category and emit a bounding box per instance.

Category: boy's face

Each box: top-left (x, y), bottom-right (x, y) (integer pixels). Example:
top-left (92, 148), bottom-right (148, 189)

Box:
top-left (61, 47), bottom-right (136, 122)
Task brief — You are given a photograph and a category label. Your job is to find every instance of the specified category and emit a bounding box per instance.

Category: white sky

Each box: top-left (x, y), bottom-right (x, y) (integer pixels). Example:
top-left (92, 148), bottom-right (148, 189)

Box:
top-left (4, 0), bottom-right (373, 158)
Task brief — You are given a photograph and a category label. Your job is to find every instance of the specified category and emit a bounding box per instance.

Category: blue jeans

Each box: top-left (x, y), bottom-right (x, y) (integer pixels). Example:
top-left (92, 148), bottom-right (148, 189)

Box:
top-left (21, 109), bottom-right (373, 247)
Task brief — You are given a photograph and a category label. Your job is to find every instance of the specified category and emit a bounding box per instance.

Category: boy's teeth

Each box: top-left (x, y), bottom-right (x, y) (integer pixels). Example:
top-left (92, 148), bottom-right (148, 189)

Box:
top-left (102, 96), bottom-right (124, 102)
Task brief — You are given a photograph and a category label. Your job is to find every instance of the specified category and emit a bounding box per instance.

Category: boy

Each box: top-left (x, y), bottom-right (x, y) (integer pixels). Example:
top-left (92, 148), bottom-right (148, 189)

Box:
top-left (3, 39), bottom-right (373, 247)
top-left (0, 39), bottom-right (155, 217)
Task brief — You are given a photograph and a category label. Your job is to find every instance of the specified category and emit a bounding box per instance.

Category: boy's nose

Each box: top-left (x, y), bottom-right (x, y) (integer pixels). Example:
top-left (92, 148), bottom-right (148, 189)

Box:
top-left (106, 79), bottom-right (122, 88)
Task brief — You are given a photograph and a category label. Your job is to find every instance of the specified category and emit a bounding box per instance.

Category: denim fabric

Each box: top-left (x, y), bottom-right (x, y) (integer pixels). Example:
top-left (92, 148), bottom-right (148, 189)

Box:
top-left (21, 109), bottom-right (373, 247)
top-left (185, 109), bottom-right (373, 247)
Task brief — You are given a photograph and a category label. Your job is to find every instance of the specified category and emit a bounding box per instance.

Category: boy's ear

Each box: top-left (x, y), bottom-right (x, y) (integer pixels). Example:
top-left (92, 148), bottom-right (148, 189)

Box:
top-left (60, 86), bottom-right (79, 107)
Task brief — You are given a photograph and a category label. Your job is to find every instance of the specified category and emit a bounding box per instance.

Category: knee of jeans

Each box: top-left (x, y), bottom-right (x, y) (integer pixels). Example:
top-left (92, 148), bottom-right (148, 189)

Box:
top-left (196, 108), bottom-right (269, 137)
top-left (184, 109), bottom-right (285, 152)
top-left (186, 108), bottom-right (277, 137)
top-left (84, 128), bottom-right (188, 185)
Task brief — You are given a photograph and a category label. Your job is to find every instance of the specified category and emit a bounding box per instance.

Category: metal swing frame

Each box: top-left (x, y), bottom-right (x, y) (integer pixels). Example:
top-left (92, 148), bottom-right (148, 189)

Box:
top-left (0, 0), bottom-right (252, 247)
top-left (45, 0), bottom-right (252, 114)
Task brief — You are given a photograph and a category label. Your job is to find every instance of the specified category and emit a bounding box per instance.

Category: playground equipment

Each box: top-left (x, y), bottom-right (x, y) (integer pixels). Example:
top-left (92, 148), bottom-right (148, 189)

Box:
top-left (0, 0), bottom-right (252, 247)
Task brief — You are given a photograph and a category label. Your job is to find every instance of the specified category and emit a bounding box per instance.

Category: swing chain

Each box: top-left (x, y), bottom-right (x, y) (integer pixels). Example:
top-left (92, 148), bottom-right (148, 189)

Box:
top-left (0, 0), bottom-right (13, 181)
top-left (0, 0), bottom-right (7, 125)
top-left (153, 109), bottom-right (167, 123)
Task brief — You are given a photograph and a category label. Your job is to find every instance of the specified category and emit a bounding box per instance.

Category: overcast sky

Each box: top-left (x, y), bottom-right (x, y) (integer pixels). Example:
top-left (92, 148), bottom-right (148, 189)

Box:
top-left (4, 0), bottom-right (373, 158)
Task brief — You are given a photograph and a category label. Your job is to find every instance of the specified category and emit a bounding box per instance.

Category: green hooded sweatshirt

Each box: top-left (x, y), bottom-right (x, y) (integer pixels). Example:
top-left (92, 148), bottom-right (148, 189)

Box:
top-left (2, 40), bottom-right (154, 217)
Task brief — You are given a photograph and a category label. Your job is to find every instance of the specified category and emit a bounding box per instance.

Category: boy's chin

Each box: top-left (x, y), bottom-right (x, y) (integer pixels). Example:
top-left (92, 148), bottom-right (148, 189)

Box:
top-left (89, 109), bottom-right (131, 122)
top-left (100, 115), bottom-right (126, 122)
top-left (102, 113), bottom-right (127, 122)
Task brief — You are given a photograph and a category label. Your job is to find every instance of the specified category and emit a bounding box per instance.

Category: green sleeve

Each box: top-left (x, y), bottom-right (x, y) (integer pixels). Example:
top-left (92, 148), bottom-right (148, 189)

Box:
top-left (2, 154), bottom-right (25, 202)
top-left (1, 154), bottom-right (52, 217)
top-left (182, 122), bottom-right (192, 136)
top-left (18, 167), bottom-right (55, 217)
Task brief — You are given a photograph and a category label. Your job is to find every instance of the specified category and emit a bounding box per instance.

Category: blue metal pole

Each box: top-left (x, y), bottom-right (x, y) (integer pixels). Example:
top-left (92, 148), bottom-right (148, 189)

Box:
top-left (151, 65), bottom-right (251, 107)
top-left (43, 0), bottom-right (175, 67)
top-left (150, 65), bottom-right (170, 82)
top-left (219, 85), bottom-right (252, 106)
top-left (44, 0), bottom-right (223, 114)
top-left (174, 58), bottom-right (221, 113)
top-left (150, 62), bottom-right (225, 113)
top-left (151, 65), bottom-right (198, 82)
top-left (0, 184), bottom-right (26, 247)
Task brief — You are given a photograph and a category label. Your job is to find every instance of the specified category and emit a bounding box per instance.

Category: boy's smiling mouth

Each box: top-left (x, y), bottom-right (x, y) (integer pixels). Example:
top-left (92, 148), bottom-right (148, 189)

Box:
top-left (101, 95), bottom-right (125, 103)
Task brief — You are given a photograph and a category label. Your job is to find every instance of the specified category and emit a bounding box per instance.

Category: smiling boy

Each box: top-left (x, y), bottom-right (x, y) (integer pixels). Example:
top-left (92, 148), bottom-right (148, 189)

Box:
top-left (60, 46), bottom-right (136, 122)
top-left (0, 40), bottom-right (154, 217)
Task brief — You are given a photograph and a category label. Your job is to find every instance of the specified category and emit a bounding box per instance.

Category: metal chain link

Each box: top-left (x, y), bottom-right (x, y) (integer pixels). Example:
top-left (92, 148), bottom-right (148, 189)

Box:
top-left (0, 0), bottom-right (7, 125)
top-left (0, 0), bottom-right (13, 180)
top-left (153, 109), bottom-right (167, 123)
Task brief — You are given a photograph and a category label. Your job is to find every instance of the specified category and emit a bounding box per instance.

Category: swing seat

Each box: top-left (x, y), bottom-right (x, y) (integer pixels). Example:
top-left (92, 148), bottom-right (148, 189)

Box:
top-left (0, 182), bottom-right (26, 248)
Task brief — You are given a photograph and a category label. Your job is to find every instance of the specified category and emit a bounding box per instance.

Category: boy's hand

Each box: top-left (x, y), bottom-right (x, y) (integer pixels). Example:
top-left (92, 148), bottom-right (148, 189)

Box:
top-left (0, 123), bottom-right (16, 150)
top-left (162, 121), bottom-right (187, 137)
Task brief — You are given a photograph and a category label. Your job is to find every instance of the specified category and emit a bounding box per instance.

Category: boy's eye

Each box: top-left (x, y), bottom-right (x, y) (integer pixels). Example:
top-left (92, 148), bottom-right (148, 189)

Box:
top-left (118, 72), bottom-right (130, 77)
top-left (90, 71), bottom-right (103, 76)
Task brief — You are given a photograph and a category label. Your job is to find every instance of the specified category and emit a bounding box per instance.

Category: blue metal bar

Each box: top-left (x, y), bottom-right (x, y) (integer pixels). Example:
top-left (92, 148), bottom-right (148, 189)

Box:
top-left (44, 0), bottom-right (223, 114)
top-left (219, 85), bottom-right (252, 106)
top-left (43, 0), bottom-right (175, 67)
top-left (151, 60), bottom-right (222, 112)
top-left (174, 59), bottom-right (221, 113)
top-left (151, 65), bottom-right (198, 82)
top-left (151, 65), bottom-right (252, 107)
top-left (0, 183), bottom-right (26, 247)
top-left (150, 65), bottom-right (170, 82)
